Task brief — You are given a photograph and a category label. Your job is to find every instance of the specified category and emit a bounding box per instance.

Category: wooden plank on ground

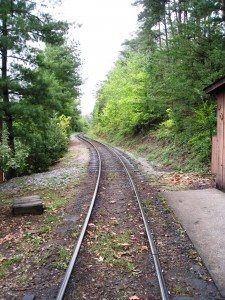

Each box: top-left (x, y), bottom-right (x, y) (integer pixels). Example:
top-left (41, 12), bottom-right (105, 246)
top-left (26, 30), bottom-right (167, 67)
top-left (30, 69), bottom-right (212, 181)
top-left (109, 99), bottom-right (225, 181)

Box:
top-left (12, 195), bottom-right (44, 216)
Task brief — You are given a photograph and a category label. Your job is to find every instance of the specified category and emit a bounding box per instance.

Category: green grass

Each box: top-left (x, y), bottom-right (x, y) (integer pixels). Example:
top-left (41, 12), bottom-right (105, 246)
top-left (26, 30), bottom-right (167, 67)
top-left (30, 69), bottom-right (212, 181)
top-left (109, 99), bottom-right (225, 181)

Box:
top-left (43, 215), bottom-right (59, 224)
top-left (23, 232), bottom-right (43, 246)
top-left (0, 192), bottom-right (11, 200)
top-left (173, 285), bottom-right (184, 295)
top-left (96, 131), bottom-right (211, 174)
top-left (144, 199), bottom-right (154, 209)
top-left (18, 274), bottom-right (28, 284)
top-left (39, 226), bottom-right (50, 234)
top-left (41, 190), bottom-right (68, 211)
top-left (147, 153), bottom-right (157, 161)
top-left (137, 144), bottom-right (148, 152)
top-left (163, 207), bottom-right (170, 214)
top-left (52, 247), bottom-right (71, 270)
top-left (61, 151), bottom-right (75, 161)
top-left (1, 198), bottom-right (12, 205)
top-left (90, 228), bottom-right (134, 270)
top-left (0, 255), bottom-right (22, 278)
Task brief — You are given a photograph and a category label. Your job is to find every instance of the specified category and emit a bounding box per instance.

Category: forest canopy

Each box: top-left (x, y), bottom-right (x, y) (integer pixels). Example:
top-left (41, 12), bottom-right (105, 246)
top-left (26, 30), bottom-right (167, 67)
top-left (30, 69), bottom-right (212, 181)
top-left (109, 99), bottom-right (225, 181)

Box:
top-left (93, 0), bottom-right (225, 171)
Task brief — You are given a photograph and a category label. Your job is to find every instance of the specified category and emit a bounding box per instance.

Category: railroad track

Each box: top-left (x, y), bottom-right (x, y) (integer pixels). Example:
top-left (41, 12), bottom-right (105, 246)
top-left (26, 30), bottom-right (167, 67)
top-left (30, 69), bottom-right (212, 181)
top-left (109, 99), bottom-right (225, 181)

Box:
top-left (56, 134), bottom-right (169, 300)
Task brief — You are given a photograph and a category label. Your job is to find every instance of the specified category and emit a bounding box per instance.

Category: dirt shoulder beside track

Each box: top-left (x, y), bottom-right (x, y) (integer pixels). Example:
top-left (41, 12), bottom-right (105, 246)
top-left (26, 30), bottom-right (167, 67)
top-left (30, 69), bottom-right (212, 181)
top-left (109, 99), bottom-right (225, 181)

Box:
top-left (0, 135), bottom-right (91, 299)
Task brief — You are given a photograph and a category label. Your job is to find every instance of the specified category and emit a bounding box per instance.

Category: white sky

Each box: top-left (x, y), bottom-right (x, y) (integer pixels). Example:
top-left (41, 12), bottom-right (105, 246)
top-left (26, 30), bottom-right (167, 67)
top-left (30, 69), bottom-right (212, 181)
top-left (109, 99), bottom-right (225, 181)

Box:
top-left (55, 0), bottom-right (140, 115)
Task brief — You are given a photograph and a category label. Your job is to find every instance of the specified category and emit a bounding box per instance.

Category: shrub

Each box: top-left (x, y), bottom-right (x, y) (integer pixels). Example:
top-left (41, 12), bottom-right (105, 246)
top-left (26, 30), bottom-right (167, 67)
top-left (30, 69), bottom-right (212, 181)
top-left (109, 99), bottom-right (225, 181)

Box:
top-left (0, 130), bottom-right (29, 176)
top-left (25, 115), bottom-right (70, 173)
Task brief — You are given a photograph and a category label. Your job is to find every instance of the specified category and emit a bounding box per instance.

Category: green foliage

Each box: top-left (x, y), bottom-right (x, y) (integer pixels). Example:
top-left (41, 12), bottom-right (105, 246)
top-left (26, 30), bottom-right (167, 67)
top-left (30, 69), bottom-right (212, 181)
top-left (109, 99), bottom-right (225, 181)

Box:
top-left (0, 255), bottom-right (22, 279)
top-left (57, 115), bottom-right (72, 136)
top-left (23, 115), bottom-right (70, 173)
top-left (77, 115), bottom-right (92, 132)
top-left (137, 144), bottom-right (148, 152)
top-left (52, 247), bottom-right (71, 270)
top-left (92, 0), bottom-right (223, 172)
top-left (93, 51), bottom-right (165, 137)
top-left (187, 102), bottom-right (217, 167)
top-left (0, 1), bottom-right (82, 177)
top-left (0, 130), bottom-right (29, 176)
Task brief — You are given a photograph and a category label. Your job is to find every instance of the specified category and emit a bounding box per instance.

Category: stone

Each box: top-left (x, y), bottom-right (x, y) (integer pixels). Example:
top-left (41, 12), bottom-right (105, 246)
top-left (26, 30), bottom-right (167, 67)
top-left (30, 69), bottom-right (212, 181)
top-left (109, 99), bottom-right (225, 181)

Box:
top-left (22, 294), bottom-right (36, 300)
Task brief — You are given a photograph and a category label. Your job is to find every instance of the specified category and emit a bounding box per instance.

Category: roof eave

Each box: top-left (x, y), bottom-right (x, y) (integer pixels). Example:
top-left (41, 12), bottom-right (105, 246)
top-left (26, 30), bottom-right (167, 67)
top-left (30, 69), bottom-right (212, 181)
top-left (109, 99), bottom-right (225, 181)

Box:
top-left (204, 77), bottom-right (225, 94)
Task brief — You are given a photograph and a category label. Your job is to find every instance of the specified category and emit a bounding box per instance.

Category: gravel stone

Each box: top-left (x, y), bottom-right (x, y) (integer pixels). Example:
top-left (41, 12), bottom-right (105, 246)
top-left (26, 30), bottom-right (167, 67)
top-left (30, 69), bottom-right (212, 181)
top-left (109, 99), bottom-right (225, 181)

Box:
top-left (0, 167), bottom-right (84, 194)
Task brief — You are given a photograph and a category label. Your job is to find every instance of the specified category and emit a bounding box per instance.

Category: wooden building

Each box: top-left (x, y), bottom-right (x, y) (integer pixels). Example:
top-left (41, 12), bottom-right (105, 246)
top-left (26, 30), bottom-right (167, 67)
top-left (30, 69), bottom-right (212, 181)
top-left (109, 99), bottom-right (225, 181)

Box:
top-left (205, 77), bottom-right (225, 190)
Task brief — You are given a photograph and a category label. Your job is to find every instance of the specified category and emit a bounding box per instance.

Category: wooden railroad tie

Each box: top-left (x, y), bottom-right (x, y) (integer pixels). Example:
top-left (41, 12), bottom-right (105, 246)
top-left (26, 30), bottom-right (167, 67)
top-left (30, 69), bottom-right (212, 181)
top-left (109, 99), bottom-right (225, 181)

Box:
top-left (12, 195), bottom-right (44, 216)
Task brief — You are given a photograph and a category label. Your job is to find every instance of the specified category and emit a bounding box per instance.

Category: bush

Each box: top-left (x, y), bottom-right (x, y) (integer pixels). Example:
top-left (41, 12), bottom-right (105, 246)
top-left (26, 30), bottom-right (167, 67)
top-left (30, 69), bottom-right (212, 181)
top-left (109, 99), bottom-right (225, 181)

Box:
top-left (0, 130), bottom-right (29, 176)
top-left (25, 115), bottom-right (70, 173)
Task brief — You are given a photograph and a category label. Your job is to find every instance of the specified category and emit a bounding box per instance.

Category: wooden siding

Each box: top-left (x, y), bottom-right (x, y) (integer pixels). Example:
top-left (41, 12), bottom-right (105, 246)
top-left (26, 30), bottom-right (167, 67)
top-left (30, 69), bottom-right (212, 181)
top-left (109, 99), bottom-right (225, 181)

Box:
top-left (211, 136), bottom-right (217, 175)
top-left (205, 76), bottom-right (225, 190)
top-left (217, 92), bottom-right (225, 189)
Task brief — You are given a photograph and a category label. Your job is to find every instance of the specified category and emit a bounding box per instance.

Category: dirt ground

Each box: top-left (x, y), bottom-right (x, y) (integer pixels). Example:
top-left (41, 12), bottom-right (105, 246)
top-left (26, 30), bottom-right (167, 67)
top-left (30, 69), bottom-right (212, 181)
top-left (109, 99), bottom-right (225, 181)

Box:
top-left (0, 137), bottom-right (90, 299)
top-left (0, 135), bottom-right (218, 299)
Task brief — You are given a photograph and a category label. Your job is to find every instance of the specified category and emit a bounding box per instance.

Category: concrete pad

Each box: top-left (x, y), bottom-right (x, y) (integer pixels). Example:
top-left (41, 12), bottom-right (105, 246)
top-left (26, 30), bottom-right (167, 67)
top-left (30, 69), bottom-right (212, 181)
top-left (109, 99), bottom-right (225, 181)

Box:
top-left (162, 188), bottom-right (225, 297)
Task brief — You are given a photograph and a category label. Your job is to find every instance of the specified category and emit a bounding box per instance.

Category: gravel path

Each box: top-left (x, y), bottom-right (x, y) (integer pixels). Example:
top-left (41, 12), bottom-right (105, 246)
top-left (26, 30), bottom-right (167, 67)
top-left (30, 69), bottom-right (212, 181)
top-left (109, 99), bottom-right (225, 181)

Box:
top-left (0, 167), bottom-right (82, 193)
top-left (0, 135), bottom-right (89, 194)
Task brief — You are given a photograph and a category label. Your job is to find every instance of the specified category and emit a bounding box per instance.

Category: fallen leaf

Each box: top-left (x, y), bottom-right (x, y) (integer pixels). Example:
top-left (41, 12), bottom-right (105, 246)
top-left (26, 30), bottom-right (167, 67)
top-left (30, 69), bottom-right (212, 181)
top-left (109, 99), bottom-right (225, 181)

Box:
top-left (0, 257), bottom-right (7, 262)
top-left (129, 295), bottom-right (140, 300)
top-left (88, 223), bottom-right (96, 228)
top-left (141, 245), bottom-right (148, 251)
top-left (119, 243), bottom-right (130, 249)
top-left (112, 239), bottom-right (119, 243)
top-left (98, 256), bottom-right (104, 262)
top-left (24, 224), bottom-right (31, 228)
top-left (87, 230), bottom-right (94, 236)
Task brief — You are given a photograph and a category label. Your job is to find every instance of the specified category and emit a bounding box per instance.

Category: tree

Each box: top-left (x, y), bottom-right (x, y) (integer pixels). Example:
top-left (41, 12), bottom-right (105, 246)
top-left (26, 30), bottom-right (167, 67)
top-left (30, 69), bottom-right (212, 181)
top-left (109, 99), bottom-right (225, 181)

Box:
top-left (93, 0), bottom-right (225, 170)
top-left (93, 49), bottom-right (166, 136)
top-left (0, 0), bottom-right (69, 177)
top-left (5, 41), bottom-right (82, 175)
top-left (30, 44), bottom-right (82, 124)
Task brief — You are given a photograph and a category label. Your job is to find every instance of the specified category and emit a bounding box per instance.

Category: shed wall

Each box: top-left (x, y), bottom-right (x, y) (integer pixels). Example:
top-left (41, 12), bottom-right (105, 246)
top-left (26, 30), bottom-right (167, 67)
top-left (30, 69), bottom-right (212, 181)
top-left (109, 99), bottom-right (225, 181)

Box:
top-left (211, 136), bottom-right (217, 175)
top-left (217, 92), bottom-right (225, 189)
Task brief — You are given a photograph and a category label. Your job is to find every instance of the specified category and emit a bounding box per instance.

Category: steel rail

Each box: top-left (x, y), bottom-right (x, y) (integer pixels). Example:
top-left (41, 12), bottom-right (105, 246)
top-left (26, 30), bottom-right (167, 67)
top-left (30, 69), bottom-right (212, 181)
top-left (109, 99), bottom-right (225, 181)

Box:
top-left (56, 134), bottom-right (102, 300)
top-left (85, 136), bottom-right (169, 300)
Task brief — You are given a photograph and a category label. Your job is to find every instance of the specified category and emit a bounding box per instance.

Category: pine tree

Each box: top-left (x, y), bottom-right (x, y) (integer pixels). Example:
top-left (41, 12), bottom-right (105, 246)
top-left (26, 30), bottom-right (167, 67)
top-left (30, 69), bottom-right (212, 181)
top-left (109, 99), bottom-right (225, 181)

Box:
top-left (0, 0), bottom-right (69, 177)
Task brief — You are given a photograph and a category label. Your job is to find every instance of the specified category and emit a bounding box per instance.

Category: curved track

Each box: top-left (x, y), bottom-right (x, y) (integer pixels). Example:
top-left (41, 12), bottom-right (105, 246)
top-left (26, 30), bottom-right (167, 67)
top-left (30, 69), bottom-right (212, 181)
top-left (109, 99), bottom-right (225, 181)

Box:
top-left (56, 136), bottom-right (101, 300)
top-left (56, 134), bottom-right (169, 300)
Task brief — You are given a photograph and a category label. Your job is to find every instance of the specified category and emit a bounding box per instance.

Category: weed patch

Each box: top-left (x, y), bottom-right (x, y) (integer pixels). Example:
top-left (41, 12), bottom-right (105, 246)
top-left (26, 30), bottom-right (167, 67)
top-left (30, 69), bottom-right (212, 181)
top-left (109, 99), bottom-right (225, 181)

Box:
top-left (144, 199), bottom-right (154, 209)
top-left (137, 144), bottom-right (148, 152)
top-left (44, 215), bottom-right (59, 224)
top-left (0, 255), bottom-right (22, 278)
top-left (89, 225), bottom-right (134, 270)
top-left (52, 247), bottom-right (71, 270)
top-left (41, 190), bottom-right (68, 211)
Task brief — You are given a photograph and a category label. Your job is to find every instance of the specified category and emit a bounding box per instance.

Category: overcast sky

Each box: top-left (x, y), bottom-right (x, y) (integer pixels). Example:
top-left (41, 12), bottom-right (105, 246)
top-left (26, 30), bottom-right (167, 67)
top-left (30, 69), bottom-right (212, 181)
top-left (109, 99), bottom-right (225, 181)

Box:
top-left (55, 0), bottom-right (140, 115)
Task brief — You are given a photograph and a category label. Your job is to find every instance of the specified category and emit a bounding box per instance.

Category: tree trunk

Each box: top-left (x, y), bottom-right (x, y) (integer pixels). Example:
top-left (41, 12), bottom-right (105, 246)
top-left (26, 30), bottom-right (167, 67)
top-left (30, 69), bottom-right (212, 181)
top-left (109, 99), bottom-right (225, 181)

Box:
top-left (2, 12), bottom-right (16, 178)
top-left (174, 0), bottom-right (182, 33)
top-left (167, 1), bottom-right (174, 37)
top-left (222, 0), bottom-right (225, 23)
top-left (178, 0), bottom-right (183, 33)
top-left (159, 22), bottom-right (162, 49)
top-left (173, 0), bottom-right (179, 23)
top-left (163, 14), bottom-right (169, 49)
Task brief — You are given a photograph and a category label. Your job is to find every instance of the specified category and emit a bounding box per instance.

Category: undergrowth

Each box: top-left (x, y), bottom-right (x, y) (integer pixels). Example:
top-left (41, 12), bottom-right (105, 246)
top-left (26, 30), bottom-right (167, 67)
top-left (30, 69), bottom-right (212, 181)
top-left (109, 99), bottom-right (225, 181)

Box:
top-left (88, 131), bottom-right (211, 174)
